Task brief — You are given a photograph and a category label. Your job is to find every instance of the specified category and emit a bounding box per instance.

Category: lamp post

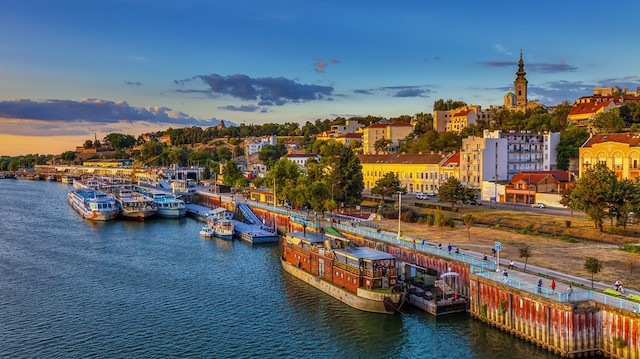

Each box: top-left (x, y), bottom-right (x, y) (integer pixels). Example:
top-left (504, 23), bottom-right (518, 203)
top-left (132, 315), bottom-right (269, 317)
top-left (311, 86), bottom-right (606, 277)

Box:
top-left (397, 191), bottom-right (402, 241)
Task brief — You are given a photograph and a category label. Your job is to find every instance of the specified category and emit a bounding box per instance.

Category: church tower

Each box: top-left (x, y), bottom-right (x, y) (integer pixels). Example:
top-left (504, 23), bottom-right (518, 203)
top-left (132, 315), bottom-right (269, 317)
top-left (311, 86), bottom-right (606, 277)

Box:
top-left (514, 49), bottom-right (528, 106)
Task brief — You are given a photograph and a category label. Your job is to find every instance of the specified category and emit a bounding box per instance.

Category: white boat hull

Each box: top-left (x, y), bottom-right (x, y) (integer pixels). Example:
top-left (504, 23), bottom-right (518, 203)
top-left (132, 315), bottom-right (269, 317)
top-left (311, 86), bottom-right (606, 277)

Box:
top-left (157, 207), bottom-right (187, 218)
top-left (120, 208), bottom-right (157, 220)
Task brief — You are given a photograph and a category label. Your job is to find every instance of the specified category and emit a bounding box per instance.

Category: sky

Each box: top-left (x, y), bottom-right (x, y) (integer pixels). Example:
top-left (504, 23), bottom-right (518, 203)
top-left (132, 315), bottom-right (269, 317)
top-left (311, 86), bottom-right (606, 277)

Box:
top-left (1, 0), bottom-right (639, 155)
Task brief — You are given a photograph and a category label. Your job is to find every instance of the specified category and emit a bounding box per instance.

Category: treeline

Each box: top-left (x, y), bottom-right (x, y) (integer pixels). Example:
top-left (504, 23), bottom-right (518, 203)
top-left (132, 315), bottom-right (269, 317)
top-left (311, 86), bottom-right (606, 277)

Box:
top-left (1, 154), bottom-right (54, 171)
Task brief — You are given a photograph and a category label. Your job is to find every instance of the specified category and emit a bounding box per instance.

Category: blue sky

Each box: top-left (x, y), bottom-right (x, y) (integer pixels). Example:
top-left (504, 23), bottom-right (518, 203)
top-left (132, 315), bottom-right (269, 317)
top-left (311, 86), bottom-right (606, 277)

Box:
top-left (1, 0), bottom-right (639, 154)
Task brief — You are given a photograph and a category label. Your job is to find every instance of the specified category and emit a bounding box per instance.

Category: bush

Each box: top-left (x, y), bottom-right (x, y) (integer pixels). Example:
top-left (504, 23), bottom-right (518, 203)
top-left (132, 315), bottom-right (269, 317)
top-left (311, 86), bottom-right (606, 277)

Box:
top-left (445, 216), bottom-right (455, 228)
top-left (382, 208), bottom-right (398, 219)
top-left (426, 215), bottom-right (435, 226)
top-left (403, 209), bottom-right (419, 223)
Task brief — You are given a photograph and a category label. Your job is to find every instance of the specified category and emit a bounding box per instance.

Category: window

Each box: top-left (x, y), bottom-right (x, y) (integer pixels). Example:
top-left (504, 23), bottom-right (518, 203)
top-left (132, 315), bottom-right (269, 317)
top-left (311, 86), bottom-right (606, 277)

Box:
top-left (518, 90), bottom-right (522, 96)
top-left (340, 273), bottom-right (343, 278)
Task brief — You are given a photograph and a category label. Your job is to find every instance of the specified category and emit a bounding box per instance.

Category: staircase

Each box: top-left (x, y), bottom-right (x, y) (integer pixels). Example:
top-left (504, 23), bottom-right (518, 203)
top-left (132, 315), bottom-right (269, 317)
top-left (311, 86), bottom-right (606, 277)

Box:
top-left (238, 203), bottom-right (261, 225)
top-left (435, 279), bottom-right (455, 296)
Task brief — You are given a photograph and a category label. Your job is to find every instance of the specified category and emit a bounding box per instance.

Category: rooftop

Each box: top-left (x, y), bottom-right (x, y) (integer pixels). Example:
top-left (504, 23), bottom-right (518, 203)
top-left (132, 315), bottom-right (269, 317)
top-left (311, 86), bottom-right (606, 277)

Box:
top-left (568, 100), bottom-right (617, 116)
top-left (287, 231), bottom-right (326, 243)
top-left (334, 245), bottom-right (396, 261)
top-left (285, 153), bottom-right (319, 158)
top-left (358, 153), bottom-right (448, 165)
top-left (337, 133), bottom-right (362, 139)
top-left (582, 133), bottom-right (640, 148)
top-left (452, 109), bottom-right (473, 117)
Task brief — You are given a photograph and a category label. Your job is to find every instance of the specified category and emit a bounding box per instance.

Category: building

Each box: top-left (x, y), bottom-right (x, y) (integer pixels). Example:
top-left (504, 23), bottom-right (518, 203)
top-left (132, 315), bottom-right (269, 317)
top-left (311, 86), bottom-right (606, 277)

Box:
top-left (579, 132), bottom-right (640, 180)
top-left (484, 130), bottom-right (560, 177)
top-left (433, 105), bottom-right (487, 133)
top-left (359, 153), bottom-right (457, 194)
top-left (283, 140), bottom-right (300, 151)
top-left (249, 187), bottom-right (275, 205)
top-left (330, 119), bottom-right (363, 137)
top-left (502, 50), bottom-right (541, 112)
top-left (503, 171), bottom-right (574, 205)
top-left (460, 136), bottom-right (508, 190)
top-left (335, 133), bottom-right (362, 147)
top-left (245, 135), bottom-right (277, 156)
top-left (82, 159), bottom-right (134, 167)
top-left (361, 121), bottom-right (413, 154)
top-left (567, 100), bottom-right (621, 128)
top-left (284, 153), bottom-right (320, 169)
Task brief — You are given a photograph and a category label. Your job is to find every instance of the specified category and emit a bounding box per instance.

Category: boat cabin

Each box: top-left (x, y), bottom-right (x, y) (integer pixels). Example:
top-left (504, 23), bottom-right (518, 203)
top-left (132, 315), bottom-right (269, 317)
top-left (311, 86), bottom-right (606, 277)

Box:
top-left (333, 246), bottom-right (397, 291)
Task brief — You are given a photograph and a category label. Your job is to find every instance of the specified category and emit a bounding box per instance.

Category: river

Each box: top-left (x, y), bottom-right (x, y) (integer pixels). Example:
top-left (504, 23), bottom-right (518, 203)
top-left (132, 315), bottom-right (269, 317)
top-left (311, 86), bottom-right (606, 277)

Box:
top-left (0, 180), bottom-right (560, 358)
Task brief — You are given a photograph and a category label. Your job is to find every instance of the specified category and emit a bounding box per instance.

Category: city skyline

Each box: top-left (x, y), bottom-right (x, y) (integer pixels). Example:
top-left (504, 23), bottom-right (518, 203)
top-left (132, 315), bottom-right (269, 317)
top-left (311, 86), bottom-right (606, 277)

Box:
top-left (1, 0), bottom-right (640, 155)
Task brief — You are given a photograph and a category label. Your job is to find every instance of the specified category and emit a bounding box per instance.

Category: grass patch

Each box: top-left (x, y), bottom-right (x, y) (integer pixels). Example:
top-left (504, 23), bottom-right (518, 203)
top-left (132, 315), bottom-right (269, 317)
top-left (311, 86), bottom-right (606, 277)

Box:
top-left (371, 288), bottom-right (393, 294)
top-left (619, 244), bottom-right (640, 253)
top-left (559, 235), bottom-right (580, 243)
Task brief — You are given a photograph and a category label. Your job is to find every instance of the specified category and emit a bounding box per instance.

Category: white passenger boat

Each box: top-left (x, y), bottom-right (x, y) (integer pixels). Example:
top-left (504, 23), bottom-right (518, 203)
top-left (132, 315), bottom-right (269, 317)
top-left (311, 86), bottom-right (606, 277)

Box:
top-left (73, 177), bottom-right (100, 189)
top-left (108, 185), bottom-right (157, 220)
top-left (135, 187), bottom-right (186, 218)
top-left (67, 188), bottom-right (117, 221)
top-left (212, 219), bottom-right (234, 239)
top-left (199, 226), bottom-right (214, 238)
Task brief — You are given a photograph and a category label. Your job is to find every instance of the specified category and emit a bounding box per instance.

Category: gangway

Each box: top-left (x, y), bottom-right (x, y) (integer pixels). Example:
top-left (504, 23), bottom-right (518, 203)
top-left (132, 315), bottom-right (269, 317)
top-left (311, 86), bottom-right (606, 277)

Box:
top-left (158, 180), bottom-right (171, 190)
top-left (238, 203), bottom-right (261, 225)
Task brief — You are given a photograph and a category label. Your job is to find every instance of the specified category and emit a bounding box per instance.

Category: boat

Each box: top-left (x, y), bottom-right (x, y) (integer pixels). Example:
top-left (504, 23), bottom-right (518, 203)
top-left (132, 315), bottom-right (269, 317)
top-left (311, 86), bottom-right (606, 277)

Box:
top-left (199, 226), bottom-right (214, 238)
top-left (281, 231), bottom-right (404, 314)
top-left (108, 185), bottom-right (157, 220)
top-left (46, 175), bottom-right (56, 182)
top-left (67, 188), bottom-right (118, 221)
top-left (212, 219), bottom-right (234, 239)
top-left (73, 177), bottom-right (100, 189)
top-left (16, 174), bottom-right (40, 180)
top-left (0, 173), bottom-right (5, 179)
top-left (207, 207), bottom-right (234, 221)
top-left (135, 187), bottom-right (186, 218)
top-left (61, 176), bottom-right (73, 184)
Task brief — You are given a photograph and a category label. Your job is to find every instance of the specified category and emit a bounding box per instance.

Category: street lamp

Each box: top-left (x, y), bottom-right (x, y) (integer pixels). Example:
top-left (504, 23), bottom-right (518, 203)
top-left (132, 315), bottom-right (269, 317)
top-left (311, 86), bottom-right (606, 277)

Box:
top-left (397, 191), bottom-right (402, 241)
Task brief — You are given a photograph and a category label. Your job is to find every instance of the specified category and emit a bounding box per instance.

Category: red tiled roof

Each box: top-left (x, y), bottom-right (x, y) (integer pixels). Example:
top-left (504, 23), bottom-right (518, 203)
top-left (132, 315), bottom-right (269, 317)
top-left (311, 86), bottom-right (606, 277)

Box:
top-left (337, 133), bottom-right (362, 138)
top-left (509, 171), bottom-right (573, 184)
top-left (441, 153), bottom-right (460, 167)
top-left (285, 153), bottom-right (319, 158)
top-left (452, 109), bottom-right (473, 117)
top-left (366, 123), bottom-right (388, 128)
top-left (582, 133), bottom-right (640, 148)
top-left (358, 153), bottom-right (449, 165)
top-left (568, 101), bottom-right (615, 116)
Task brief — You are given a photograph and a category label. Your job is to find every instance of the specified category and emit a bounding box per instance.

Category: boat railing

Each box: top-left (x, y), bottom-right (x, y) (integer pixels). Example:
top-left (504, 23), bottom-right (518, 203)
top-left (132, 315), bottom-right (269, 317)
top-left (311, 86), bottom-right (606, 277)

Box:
top-left (334, 261), bottom-right (361, 276)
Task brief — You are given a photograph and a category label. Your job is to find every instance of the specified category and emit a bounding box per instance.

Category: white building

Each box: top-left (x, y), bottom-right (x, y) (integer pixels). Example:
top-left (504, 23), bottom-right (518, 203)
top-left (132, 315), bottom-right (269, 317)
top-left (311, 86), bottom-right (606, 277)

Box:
top-left (484, 130), bottom-right (560, 178)
top-left (330, 119), bottom-right (363, 137)
top-left (245, 135), bottom-right (277, 156)
top-left (284, 153), bottom-right (320, 169)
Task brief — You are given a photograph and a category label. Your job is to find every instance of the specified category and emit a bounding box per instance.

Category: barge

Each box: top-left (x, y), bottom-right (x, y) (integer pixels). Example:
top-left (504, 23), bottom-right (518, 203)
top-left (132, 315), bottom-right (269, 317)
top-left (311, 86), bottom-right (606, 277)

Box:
top-left (281, 231), bottom-right (404, 314)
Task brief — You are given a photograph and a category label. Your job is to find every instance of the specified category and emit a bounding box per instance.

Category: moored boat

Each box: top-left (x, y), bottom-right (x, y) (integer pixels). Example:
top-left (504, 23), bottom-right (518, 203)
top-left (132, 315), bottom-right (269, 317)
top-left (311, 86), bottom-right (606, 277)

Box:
top-left (67, 188), bottom-right (117, 221)
top-left (108, 185), bottom-right (157, 220)
top-left (212, 219), bottom-right (234, 239)
top-left (281, 231), bottom-right (404, 314)
top-left (135, 187), bottom-right (186, 218)
top-left (199, 226), bottom-right (214, 238)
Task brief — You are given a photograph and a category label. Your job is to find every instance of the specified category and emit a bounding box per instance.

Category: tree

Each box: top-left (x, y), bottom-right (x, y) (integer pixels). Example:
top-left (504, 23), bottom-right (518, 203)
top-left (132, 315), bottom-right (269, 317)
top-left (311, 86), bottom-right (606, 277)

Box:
top-left (83, 140), bottom-right (94, 149)
top-left (325, 144), bottom-right (364, 208)
top-left (222, 160), bottom-right (243, 186)
top-left (8, 160), bottom-right (18, 171)
top-left (569, 164), bottom-right (617, 231)
top-left (433, 98), bottom-right (467, 111)
top-left (559, 186), bottom-right (573, 216)
top-left (584, 256), bottom-right (603, 288)
top-left (264, 158), bottom-right (303, 205)
top-left (140, 141), bottom-right (164, 161)
top-left (462, 213), bottom-right (475, 241)
top-left (258, 144), bottom-right (285, 168)
top-left (60, 151), bottom-right (76, 164)
top-left (235, 177), bottom-right (250, 194)
top-left (438, 177), bottom-right (466, 208)
top-left (556, 126), bottom-right (589, 171)
top-left (371, 172), bottom-right (404, 204)
top-left (217, 147), bottom-right (233, 162)
top-left (374, 138), bottom-right (392, 154)
top-left (104, 133), bottom-right (136, 149)
top-left (308, 181), bottom-right (332, 213)
top-left (519, 245), bottom-right (532, 272)
top-left (202, 164), bottom-right (212, 180)
top-left (610, 178), bottom-right (640, 229)
top-left (592, 109), bottom-right (624, 133)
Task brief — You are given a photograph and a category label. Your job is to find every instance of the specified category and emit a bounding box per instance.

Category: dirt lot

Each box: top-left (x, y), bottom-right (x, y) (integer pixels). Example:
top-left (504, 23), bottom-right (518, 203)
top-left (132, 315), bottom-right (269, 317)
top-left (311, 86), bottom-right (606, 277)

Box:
top-left (375, 215), bottom-right (640, 291)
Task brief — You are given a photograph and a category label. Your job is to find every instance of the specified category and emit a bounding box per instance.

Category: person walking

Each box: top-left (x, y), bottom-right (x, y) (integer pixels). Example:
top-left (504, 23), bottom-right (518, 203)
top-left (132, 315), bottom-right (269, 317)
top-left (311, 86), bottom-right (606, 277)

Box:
top-left (503, 269), bottom-right (509, 284)
top-left (551, 280), bottom-right (556, 292)
top-left (509, 260), bottom-right (514, 269)
top-left (483, 253), bottom-right (488, 261)
top-left (448, 243), bottom-right (452, 254)
top-left (567, 285), bottom-right (574, 301)
top-left (491, 248), bottom-right (496, 257)
top-left (537, 279), bottom-right (542, 294)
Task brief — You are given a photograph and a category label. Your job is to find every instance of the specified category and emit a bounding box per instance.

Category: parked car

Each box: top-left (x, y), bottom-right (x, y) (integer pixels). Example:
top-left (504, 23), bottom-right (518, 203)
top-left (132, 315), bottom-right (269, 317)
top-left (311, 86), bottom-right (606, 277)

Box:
top-left (426, 192), bottom-right (437, 197)
top-left (466, 199), bottom-right (481, 206)
top-left (416, 192), bottom-right (428, 200)
top-left (531, 203), bottom-right (546, 208)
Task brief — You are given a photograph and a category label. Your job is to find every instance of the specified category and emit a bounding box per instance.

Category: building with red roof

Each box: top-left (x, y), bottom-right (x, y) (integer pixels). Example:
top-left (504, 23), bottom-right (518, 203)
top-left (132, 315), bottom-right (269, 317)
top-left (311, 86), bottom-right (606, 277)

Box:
top-left (579, 132), bottom-right (640, 180)
top-left (567, 100), bottom-right (621, 128)
top-left (361, 121), bottom-right (413, 155)
top-left (503, 170), bottom-right (575, 204)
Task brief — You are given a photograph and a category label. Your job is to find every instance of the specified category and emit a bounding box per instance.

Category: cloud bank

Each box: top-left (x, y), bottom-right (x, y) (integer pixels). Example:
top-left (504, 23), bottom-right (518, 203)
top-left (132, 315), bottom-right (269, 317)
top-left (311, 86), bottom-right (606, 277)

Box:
top-left (353, 85), bottom-right (433, 98)
top-left (480, 61), bottom-right (578, 73)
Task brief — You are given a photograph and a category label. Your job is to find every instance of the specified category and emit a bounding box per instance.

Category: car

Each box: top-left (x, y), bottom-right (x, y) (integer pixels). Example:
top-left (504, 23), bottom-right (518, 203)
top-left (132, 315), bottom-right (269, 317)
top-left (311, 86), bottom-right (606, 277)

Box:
top-left (416, 192), bottom-right (428, 200)
top-left (466, 199), bottom-right (482, 206)
top-left (531, 203), bottom-right (546, 208)
top-left (426, 192), bottom-right (437, 197)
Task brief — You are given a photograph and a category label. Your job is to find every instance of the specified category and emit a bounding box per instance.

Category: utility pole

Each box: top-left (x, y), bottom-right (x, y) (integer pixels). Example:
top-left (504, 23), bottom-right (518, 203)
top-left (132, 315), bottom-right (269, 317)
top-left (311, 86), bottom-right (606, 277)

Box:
top-left (397, 191), bottom-right (402, 240)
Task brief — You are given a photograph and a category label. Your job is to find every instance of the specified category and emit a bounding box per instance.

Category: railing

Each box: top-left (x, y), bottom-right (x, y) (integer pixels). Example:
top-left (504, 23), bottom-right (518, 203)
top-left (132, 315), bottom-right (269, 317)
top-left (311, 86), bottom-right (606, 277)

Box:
top-left (333, 260), bottom-right (361, 275)
top-left (333, 223), bottom-right (496, 271)
top-left (248, 201), bottom-right (317, 227)
top-left (473, 268), bottom-right (640, 311)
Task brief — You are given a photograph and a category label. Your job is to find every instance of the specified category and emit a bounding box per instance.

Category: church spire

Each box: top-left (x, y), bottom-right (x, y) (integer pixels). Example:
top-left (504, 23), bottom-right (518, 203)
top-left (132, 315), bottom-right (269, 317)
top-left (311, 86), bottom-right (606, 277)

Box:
top-left (516, 49), bottom-right (526, 77)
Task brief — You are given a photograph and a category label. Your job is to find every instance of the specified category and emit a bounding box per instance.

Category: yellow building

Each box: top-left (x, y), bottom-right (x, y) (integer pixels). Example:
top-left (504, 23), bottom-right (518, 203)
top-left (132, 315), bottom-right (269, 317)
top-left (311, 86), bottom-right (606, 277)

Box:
top-left (359, 153), bottom-right (459, 194)
top-left (335, 133), bottom-right (362, 147)
top-left (579, 133), bottom-right (640, 180)
top-left (82, 159), bottom-right (134, 167)
top-left (361, 121), bottom-right (413, 154)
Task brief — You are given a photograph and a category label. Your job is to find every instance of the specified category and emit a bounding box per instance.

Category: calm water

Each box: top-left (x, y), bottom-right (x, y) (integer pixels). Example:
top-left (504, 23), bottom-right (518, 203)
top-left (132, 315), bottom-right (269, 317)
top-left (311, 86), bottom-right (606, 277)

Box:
top-left (0, 180), bottom-right (560, 358)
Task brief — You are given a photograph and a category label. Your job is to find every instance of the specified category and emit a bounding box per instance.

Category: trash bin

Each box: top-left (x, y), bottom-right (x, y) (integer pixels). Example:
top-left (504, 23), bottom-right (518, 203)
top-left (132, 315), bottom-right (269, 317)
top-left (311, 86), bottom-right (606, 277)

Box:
top-left (565, 220), bottom-right (571, 228)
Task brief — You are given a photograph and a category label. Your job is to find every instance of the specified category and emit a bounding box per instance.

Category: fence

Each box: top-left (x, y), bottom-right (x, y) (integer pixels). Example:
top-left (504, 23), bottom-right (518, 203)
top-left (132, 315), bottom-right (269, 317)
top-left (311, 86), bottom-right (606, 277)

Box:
top-left (333, 223), bottom-right (496, 271)
top-left (473, 268), bottom-right (640, 311)
top-left (247, 200), bottom-right (316, 227)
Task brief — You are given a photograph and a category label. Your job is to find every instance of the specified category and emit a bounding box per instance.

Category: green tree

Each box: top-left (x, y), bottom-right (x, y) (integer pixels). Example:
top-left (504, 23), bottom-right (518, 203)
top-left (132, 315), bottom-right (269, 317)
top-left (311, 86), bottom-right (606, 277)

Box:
top-left (168, 147), bottom-right (189, 166)
top-left (60, 151), bottom-right (76, 164)
top-left (569, 164), bottom-right (617, 231)
top-left (202, 164), bottom-right (212, 180)
top-left (235, 177), bottom-right (250, 194)
top-left (374, 138), bottom-right (392, 154)
top-left (619, 102), bottom-right (640, 125)
top-left (83, 140), bottom-right (94, 149)
top-left (308, 181), bottom-right (333, 213)
top-left (438, 177), bottom-right (465, 208)
top-left (8, 160), bottom-right (18, 171)
top-left (258, 144), bottom-right (285, 168)
top-left (611, 178), bottom-right (640, 229)
top-left (584, 256), bottom-right (603, 288)
top-left (462, 213), bottom-right (475, 241)
top-left (222, 160), bottom-right (243, 186)
top-left (326, 145), bottom-right (364, 208)
top-left (556, 126), bottom-right (590, 171)
top-left (217, 147), bottom-right (233, 162)
top-left (592, 109), bottom-right (625, 133)
top-left (433, 98), bottom-right (467, 111)
top-left (519, 245), bottom-right (532, 272)
top-left (140, 141), bottom-right (164, 161)
top-left (264, 158), bottom-right (303, 205)
top-left (371, 172), bottom-right (404, 204)
top-left (104, 133), bottom-right (136, 149)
